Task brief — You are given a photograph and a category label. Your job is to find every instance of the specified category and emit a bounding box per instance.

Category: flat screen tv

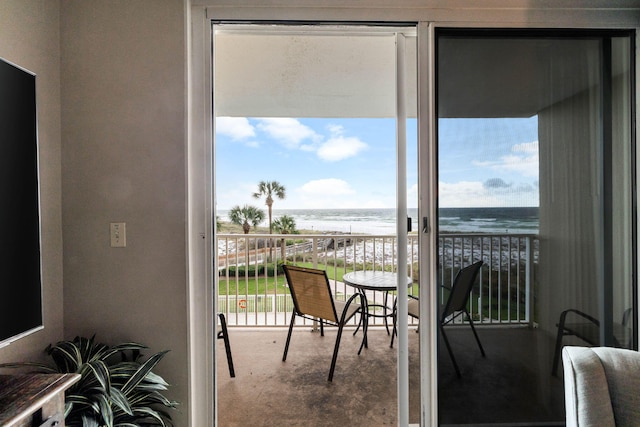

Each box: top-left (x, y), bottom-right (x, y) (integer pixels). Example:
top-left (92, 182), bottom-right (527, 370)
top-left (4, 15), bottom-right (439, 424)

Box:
top-left (0, 57), bottom-right (43, 348)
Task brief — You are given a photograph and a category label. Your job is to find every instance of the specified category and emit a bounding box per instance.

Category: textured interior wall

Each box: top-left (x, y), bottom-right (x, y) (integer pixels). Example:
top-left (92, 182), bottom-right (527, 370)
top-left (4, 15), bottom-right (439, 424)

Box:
top-left (0, 0), bottom-right (63, 365)
top-left (60, 1), bottom-right (188, 425)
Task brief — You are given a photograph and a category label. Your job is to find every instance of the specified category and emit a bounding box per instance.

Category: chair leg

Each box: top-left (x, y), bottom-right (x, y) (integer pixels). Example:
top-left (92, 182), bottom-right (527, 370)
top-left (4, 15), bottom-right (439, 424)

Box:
top-left (466, 311), bottom-right (485, 357)
top-left (329, 323), bottom-right (346, 382)
top-left (218, 313), bottom-right (235, 378)
top-left (352, 289), bottom-right (366, 337)
top-left (358, 307), bottom-right (368, 355)
top-left (440, 325), bottom-right (461, 378)
top-left (282, 311), bottom-right (296, 362)
top-left (390, 302), bottom-right (397, 348)
top-left (383, 291), bottom-right (391, 335)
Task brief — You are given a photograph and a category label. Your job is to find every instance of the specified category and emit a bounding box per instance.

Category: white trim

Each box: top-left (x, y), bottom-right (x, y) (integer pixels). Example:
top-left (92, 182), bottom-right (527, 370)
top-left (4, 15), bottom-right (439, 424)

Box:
top-left (187, 6), bottom-right (215, 427)
top-left (189, 4), bottom-right (639, 427)
top-left (418, 21), bottom-right (438, 427)
top-left (213, 23), bottom-right (417, 36)
top-left (395, 31), bottom-right (410, 427)
top-left (202, 1), bottom-right (640, 29)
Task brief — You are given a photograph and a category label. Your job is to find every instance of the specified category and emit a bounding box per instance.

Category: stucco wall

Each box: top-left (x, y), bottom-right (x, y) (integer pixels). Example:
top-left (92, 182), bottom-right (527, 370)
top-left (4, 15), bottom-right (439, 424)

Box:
top-left (60, 1), bottom-right (189, 425)
top-left (0, 0), bottom-right (64, 366)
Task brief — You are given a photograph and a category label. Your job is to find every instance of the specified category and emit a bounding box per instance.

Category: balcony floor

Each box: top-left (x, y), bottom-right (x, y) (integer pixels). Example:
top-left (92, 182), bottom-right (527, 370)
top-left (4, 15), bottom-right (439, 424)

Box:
top-left (217, 325), bottom-right (566, 426)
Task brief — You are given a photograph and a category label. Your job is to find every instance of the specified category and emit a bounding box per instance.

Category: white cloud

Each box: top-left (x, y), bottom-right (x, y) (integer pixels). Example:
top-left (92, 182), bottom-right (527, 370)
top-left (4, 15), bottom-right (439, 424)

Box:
top-left (299, 178), bottom-right (355, 196)
top-left (216, 182), bottom-right (268, 216)
top-left (473, 140), bottom-right (539, 178)
top-left (439, 180), bottom-right (539, 208)
top-left (512, 140), bottom-right (538, 154)
top-left (257, 118), bottom-right (318, 149)
top-left (439, 181), bottom-right (500, 207)
top-left (292, 179), bottom-right (359, 209)
top-left (255, 118), bottom-right (367, 161)
top-left (407, 183), bottom-right (418, 207)
top-left (326, 124), bottom-right (345, 135)
top-left (317, 136), bottom-right (368, 161)
top-left (216, 117), bottom-right (256, 140)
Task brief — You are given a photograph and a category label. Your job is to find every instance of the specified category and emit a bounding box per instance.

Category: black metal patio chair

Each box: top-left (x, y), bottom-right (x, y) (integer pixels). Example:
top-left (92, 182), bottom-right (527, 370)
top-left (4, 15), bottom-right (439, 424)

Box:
top-left (217, 313), bottom-right (235, 378)
top-left (282, 265), bottom-right (367, 382)
top-left (391, 260), bottom-right (486, 377)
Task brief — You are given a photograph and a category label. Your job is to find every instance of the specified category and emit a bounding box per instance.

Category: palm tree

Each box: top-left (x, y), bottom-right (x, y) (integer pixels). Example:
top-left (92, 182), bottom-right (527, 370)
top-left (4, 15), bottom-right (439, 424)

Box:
top-left (228, 205), bottom-right (265, 234)
top-left (272, 215), bottom-right (297, 261)
top-left (252, 181), bottom-right (286, 235)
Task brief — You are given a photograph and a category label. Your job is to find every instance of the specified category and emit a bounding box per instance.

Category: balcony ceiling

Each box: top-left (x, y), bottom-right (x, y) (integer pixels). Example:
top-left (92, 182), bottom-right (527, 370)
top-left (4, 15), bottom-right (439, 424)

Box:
top-left (214, 27), bottom-right (614, 119)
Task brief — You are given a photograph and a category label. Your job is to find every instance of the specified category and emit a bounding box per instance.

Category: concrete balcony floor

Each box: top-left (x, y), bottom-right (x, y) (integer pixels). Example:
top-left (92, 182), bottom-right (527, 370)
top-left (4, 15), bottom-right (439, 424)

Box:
top-left (217, 325), bottom-right (566, 426)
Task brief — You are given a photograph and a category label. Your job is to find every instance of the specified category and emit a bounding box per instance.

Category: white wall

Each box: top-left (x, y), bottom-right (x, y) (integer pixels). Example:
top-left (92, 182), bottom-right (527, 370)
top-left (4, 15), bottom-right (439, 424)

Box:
top-left (60, 1), bottom-right (189, 425)
top-left (0, 0), bottom-right (64, 366)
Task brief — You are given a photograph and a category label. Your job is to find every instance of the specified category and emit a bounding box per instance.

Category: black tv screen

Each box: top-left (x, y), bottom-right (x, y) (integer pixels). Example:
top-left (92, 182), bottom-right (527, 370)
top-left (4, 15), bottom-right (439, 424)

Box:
top-left (0, 58), bottom-right (43, 347)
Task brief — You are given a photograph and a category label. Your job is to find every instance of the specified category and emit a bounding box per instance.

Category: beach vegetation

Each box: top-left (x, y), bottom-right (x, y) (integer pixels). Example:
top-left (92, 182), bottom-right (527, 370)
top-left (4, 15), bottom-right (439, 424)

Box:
top-left (228, 204), bottom-right (265, 234)
top-left (272, 214), bottom-right (298, 260)
top-left (252, 180), bottom-right (286, 235)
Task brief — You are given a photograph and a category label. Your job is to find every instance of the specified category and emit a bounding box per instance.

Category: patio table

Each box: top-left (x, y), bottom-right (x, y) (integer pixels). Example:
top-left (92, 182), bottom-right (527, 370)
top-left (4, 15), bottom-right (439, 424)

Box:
top-left (342, 271), bottom-right (413, 336)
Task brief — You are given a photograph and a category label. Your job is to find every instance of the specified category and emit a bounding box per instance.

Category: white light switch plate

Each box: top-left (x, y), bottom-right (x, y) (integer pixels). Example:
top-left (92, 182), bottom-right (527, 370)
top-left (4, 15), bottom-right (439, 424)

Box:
top-left (110, 222), bottom-right (126, 247)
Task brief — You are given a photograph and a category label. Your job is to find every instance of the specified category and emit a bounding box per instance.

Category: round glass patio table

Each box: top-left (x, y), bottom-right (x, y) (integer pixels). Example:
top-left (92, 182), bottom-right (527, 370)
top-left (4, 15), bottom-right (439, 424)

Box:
top-left (342, 271), bottom-right (413, 335)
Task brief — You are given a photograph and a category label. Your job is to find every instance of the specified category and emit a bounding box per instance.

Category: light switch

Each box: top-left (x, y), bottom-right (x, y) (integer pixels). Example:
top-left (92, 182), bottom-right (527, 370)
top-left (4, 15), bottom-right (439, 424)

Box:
top-left (110, 222), bottom-right (126, 247)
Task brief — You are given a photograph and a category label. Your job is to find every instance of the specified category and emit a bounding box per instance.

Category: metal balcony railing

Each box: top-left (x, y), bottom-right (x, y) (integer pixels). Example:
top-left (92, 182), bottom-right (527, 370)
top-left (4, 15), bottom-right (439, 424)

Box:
top-left (217, 233), bottom-right (538, 327)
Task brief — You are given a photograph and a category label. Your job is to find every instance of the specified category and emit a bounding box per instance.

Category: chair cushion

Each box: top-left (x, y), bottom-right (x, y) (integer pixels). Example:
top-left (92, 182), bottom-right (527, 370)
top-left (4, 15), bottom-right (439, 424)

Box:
top-left (562, 346), bottom-right (615, 427)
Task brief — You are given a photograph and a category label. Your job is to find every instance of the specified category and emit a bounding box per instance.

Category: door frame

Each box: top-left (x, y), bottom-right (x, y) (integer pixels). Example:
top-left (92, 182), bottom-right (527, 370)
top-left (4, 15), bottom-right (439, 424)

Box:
top-left (188, 4), bottom-right (639, 427)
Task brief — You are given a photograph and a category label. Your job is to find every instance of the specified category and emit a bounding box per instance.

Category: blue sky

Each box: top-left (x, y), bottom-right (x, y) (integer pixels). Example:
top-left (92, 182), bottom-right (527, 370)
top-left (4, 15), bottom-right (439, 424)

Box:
top-left (215, 116), bottom-right (538, 210)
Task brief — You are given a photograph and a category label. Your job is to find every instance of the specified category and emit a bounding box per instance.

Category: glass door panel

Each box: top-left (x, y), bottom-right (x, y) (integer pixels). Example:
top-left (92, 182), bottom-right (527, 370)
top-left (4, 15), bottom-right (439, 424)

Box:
top-left (435, 30), bottom-right (634, 425)
top-left (214, 23), bottom-right (419, 425)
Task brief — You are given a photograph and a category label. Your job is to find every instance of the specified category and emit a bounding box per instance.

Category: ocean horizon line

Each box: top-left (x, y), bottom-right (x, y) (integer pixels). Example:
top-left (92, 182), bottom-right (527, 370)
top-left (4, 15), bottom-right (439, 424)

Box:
top-left (218, 206), bottom-right (539, 235)
top-left (219, 206), bottom-right (539, 211)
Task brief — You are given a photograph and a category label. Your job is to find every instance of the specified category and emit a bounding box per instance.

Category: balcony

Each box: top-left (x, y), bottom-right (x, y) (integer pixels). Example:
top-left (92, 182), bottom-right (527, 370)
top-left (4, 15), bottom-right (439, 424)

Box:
top-left (216, 233), bottom-right (565, 426)
top-left (217, 232), bottom-right (537, 328)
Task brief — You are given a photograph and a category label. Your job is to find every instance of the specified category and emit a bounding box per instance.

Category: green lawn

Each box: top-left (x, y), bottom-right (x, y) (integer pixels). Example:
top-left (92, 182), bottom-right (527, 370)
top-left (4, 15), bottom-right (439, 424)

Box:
top-left (218, 262), bottom-right (419, 295)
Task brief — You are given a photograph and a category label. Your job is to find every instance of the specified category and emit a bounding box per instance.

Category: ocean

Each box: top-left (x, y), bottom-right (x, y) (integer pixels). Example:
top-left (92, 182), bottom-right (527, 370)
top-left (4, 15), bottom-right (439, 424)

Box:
top-left (220, 207), bottom-right (539, 235)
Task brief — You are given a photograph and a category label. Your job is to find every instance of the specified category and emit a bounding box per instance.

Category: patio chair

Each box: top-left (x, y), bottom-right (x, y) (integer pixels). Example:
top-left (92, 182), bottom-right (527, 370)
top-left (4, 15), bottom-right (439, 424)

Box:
top-left (282, 264), bottom-right (367, 382)
top-left (551, 308), bottom-right (632, 376)
top-left (391, 260), bottom-right (485, 378)
top-left (217, 313), bottom-right (235, 377)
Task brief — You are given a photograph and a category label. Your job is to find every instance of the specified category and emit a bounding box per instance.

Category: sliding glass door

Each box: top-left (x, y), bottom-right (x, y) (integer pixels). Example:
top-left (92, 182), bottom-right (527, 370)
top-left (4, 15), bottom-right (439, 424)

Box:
top-left (213, 23), bottom-right (419, 425)
top-left (435, 30), bottom-right (635, 425)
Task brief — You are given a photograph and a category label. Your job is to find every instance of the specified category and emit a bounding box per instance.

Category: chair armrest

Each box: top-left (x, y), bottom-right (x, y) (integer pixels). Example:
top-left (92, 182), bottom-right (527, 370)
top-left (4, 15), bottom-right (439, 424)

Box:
top-left (558, 308), bottom-right (600, 329)
top-left (562, 347), bottom-right (615, 427)
top-left (338, 292), bottom-right (365, 324)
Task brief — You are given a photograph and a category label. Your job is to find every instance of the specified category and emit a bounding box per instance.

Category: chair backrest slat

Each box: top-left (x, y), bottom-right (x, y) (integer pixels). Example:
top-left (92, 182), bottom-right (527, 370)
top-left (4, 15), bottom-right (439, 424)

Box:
top-left (283, 265), bottom-right (338, 323)
top-left (442, 260), bottom-right (483, 319)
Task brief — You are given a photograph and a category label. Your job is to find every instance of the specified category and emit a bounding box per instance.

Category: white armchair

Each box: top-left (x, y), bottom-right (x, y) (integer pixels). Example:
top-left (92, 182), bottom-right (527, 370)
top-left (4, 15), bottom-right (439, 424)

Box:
top-left (562, 346), bottom-right (640, 427)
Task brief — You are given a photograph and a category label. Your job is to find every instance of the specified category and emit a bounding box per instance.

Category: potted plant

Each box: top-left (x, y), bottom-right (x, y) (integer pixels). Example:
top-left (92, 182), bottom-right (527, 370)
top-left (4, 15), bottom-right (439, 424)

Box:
top-left (0, 335), bottom-right (178, 427)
